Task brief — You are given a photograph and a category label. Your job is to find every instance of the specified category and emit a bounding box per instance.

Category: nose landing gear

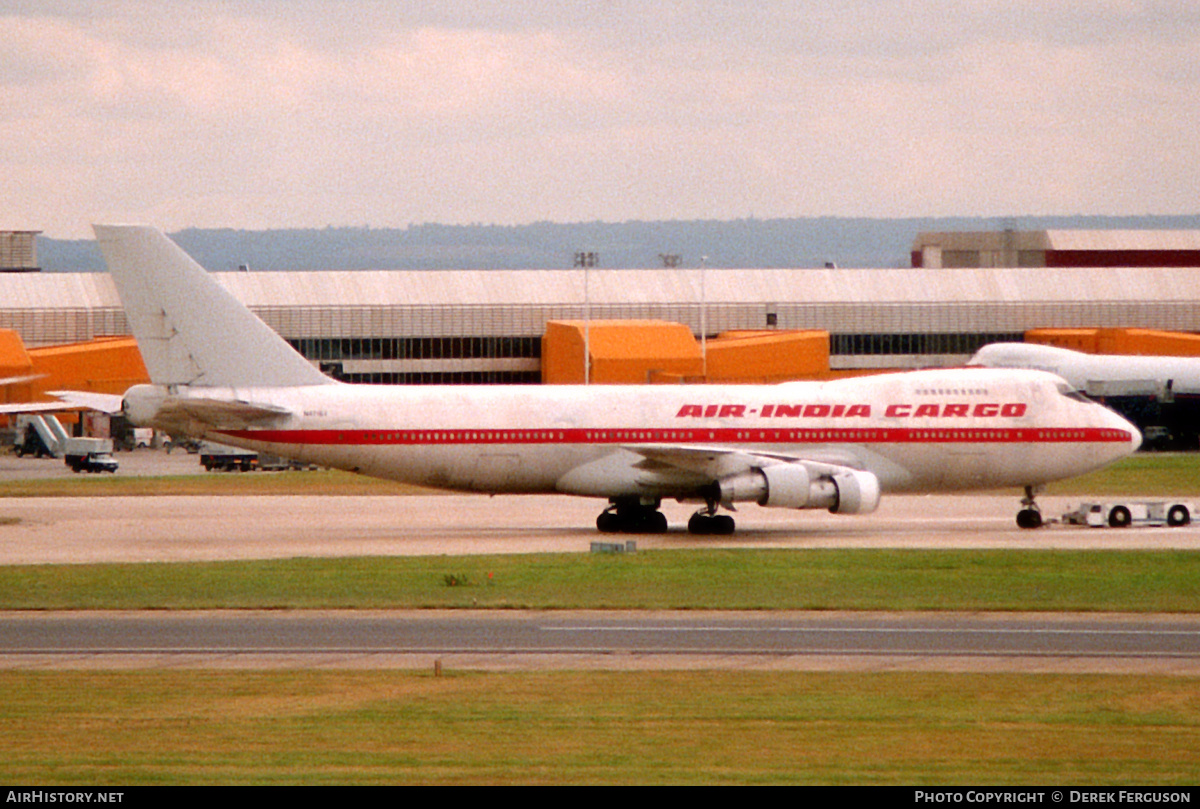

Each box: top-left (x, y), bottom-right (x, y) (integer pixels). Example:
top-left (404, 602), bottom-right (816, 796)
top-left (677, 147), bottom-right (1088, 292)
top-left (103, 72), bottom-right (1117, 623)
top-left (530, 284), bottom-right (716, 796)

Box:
top-left (1016, 485), bottom-right (1044, 529)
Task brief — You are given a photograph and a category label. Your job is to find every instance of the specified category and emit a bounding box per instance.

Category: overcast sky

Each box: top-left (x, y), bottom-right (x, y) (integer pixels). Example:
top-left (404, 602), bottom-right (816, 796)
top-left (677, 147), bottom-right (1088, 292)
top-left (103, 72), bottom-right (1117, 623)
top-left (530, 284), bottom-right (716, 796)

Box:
top-left (5, 1), bottom-right (1199, 238)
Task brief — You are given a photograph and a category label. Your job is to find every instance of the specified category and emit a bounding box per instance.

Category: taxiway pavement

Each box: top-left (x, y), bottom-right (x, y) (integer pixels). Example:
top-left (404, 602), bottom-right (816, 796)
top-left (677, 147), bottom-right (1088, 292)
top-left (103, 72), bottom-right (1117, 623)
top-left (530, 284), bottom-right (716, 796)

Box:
top-left (2, 492), bottom-right (1200, 565)
top-left (4, 610), bottom-right (1200, 675)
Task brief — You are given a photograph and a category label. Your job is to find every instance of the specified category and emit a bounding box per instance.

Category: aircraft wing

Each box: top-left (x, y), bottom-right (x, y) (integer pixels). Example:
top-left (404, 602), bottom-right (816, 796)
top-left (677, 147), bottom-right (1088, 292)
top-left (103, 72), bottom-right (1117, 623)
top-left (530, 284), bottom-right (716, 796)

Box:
top-left (0, 374), bottom-right (45, 387)
top-left (0, 390), bottom-right (125, 416)
top-left (557, 442), bottom-right (879, 513)
top-left (0, 400), bottom-right (89, 415)
top-left (628, 443), bottom-right (865, 478)
top-left (0, 375), bottom-right (53, 412)
top-left (45, 391), bottom-right (126, 414)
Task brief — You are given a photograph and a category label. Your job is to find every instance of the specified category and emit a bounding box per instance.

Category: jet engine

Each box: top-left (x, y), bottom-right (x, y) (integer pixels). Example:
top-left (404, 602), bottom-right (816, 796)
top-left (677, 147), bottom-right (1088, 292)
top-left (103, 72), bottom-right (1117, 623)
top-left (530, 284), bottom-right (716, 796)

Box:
top-left (121, 384), bottom-right (167, 427)
top-left (718, 464), bottom-right (881, 514)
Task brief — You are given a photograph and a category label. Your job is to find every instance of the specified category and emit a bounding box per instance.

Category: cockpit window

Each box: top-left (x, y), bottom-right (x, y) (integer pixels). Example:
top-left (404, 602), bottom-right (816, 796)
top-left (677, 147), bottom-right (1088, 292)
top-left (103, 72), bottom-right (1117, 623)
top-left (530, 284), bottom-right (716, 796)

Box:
top-left (1056, 381), bottom-right (1094, 403)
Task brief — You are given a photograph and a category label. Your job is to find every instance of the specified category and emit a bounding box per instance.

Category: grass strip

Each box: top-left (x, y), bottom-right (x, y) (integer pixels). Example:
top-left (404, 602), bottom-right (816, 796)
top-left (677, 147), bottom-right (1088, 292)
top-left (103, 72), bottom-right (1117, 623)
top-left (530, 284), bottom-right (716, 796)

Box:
top-left (0, 468), bottom-right (428, 497)
top-left (2, 669), bottom-right (1198, 785)
top-left (3, 549), bottom-right (1199, 611)
top-left (1043, 453), bottom-right (1200, 498)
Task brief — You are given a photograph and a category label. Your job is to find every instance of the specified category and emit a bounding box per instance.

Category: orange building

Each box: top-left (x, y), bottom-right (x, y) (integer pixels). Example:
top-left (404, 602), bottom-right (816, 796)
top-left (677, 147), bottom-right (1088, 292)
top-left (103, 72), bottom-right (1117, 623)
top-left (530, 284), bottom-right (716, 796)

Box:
top-left (0, 329), bottom-right (149, 422)
top-left (542, 321), bottom-right (703, 384)
top-left (541, 320), bottom-right (840, 384)
top-left (703, 330), bottom-right (830, 383)
top-left (1025, 328), bottom-right (1200, 357)
top-left (0, 330), bottom-right (36, 405)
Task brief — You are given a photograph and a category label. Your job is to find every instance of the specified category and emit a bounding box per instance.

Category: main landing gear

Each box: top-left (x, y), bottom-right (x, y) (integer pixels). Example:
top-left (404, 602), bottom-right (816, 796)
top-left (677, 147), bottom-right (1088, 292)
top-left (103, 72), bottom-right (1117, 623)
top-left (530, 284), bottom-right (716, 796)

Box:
top-left (1016, 485), bottom-right (1044, 529)
top-left (687, 504), bottom-right (735, 535)
top-left (596, 497), bottom-right (668, 534)
top-left (595, 497), bottom-right (738, 535)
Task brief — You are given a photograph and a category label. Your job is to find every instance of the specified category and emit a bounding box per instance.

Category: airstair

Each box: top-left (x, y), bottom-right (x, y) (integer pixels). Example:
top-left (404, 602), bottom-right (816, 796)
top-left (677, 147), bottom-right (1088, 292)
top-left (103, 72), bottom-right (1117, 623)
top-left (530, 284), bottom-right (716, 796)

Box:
top-left (16, 414), bottom-right (70, 458)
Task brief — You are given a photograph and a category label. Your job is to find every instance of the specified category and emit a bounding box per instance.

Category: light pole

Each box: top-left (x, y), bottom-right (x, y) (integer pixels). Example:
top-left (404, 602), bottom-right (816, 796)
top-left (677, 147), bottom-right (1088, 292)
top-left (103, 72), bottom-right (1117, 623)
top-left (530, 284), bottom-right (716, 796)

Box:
top-left (700, 255), bottom-right (708, 381)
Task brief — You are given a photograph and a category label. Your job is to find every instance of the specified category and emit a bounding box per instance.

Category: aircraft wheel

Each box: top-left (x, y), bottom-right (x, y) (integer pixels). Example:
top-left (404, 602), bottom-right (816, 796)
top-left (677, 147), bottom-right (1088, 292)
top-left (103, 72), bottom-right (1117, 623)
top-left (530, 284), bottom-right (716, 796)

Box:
top-left (688, 513), bottom-right (736, 535)
top-left (599, 505), bottom-right (667, 534)
top-left (596, 511), bottom-right (621, 533)
top-left (650, 510), bottom-right (668, 534)
top-left (623, 509), bottom-right (667, 534)
top-left (1108, 505), bottom-right (1132, 528)
top-left (1168, 505), bottom-right (1191, 527)
top-left (1016, 508), bottom-right (1043, 529)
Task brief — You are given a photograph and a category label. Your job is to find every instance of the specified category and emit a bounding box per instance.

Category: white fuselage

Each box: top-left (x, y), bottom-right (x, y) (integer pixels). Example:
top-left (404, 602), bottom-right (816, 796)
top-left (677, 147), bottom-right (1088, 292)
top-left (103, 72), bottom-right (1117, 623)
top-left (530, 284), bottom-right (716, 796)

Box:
top-left (970, 343), bottom-right (1200, 396)
top-left (131, 367), bottom-right (1140, 500)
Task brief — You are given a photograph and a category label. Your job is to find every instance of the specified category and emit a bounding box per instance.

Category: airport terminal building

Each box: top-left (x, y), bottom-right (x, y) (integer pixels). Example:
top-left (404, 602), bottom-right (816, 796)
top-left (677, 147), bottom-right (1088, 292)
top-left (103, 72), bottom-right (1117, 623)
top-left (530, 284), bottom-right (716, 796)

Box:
top-left (2, 229), bottom-right (1200, 384)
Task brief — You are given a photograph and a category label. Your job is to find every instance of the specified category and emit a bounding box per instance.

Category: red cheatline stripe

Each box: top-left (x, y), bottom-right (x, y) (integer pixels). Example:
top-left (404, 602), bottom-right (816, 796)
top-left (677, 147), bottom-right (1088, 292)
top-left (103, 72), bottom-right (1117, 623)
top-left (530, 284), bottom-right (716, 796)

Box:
top-left (215, 427), bottom-right (1134, 446)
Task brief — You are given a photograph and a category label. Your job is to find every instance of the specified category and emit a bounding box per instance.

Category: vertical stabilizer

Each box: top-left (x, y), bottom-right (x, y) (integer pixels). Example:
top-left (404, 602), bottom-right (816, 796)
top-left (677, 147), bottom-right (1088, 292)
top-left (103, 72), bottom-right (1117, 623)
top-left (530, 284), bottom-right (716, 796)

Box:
top-left (93, 225), bottom-right (335, 388)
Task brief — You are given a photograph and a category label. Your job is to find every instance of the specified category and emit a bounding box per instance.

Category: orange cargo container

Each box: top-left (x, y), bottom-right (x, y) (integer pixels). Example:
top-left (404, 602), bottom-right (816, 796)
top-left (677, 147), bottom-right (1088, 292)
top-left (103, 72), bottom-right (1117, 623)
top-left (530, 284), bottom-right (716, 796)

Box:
top-left (704, 330), bottom-right (831, 383)
top-left (542, 321), bottom-right (703, 384)
top-left (1026, 327), bottom-right (1200, 356)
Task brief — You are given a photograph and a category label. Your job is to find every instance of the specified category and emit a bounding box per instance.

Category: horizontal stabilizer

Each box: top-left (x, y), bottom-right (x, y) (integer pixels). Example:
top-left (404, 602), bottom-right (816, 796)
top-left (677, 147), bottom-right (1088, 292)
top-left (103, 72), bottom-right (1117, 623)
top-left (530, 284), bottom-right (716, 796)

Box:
top-left (155, 397), bottom-right (292, 430)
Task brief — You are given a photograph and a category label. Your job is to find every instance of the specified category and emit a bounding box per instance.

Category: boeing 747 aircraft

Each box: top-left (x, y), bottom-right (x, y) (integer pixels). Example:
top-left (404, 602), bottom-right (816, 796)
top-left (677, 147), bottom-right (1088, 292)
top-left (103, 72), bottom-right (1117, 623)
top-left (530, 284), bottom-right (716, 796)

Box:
top-left (91, 226), bottom-right (1140, 533)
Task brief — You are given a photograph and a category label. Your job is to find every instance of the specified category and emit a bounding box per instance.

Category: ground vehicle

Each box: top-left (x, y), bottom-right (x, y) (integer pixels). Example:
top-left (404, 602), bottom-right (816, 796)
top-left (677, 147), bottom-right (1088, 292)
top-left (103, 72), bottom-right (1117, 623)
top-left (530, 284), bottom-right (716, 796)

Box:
top-left (63, 438), bottom-right (119, 474)
top-left (257, 453), bottom-right (318, 471)
top-left (200, 443), bottom-right (258, 472)
top-left (1062, 500), bottom-right (1192, 528)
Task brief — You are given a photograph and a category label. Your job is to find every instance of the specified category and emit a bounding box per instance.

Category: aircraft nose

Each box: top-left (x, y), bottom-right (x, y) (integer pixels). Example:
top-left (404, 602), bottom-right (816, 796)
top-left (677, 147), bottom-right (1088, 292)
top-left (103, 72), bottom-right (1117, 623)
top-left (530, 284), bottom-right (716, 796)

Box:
top-left (1128, 422), bottom-right (1143, 453)
top-left (1107, 408), bottom-right (1142, 455)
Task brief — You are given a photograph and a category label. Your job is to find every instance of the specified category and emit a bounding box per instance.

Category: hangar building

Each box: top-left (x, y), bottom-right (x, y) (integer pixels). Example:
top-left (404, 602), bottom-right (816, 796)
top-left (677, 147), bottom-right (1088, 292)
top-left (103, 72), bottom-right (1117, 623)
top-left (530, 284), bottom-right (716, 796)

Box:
top-left (912, 229), bottom-right (1200, 268)
top-left (2, 229), bottom-right (1198, 384)
top-left (0, 231), bottom-right (40, 272)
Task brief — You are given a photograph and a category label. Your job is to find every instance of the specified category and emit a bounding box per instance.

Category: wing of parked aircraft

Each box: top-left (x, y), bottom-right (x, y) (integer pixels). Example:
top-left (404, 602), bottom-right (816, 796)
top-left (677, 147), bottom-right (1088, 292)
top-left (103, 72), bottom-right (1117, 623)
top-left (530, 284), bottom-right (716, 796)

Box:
top-left (0, 375), bottom-right (57, 414)
top-left (0, 390), bottom-right (124, 416)
top-left (0, 374), bottom-right (44, 387)
top-left (0, 400), bottom-right (85, 415)
top-left (93, 225), bottom-right (1141, 534)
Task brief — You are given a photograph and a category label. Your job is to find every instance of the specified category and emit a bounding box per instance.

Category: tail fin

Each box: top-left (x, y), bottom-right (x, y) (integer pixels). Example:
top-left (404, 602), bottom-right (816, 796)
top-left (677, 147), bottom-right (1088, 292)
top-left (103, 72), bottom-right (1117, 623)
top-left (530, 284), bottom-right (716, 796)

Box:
top-left (93, 225), bottom-right (335, 388)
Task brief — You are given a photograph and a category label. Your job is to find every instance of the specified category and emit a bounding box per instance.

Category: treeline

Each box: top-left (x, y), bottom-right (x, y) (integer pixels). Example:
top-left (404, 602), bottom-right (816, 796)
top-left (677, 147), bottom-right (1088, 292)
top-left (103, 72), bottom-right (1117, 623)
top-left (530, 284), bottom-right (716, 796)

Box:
top-left (39, 215), bottom-right (1200, 272)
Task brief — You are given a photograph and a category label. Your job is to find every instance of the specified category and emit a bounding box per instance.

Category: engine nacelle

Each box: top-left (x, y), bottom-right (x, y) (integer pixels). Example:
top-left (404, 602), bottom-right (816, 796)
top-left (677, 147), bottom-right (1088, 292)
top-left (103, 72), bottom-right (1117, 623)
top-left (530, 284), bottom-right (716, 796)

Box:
top-left (717, 464), bottom-right (881, 515)
top-left (827, 468), bottom-right (881, 514)
top-left (760, 463), bottom-right (818, 509)
top-left (121, 384), bottom-right (168, 426)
